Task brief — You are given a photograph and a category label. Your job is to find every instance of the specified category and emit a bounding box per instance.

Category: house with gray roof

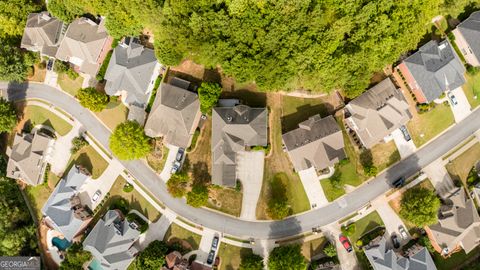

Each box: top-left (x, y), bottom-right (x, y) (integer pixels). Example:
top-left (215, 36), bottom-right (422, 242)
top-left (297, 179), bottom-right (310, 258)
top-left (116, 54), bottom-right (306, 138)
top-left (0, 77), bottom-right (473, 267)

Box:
top-left (364, 236), bottom-right (436, 270)
top-left (282, 115), bottom-right (345, 172)
top-left (396, 40), bottom-right (465, 103)
top-left (55, 17), bottom-right (113, 76)
top-left (212, 104), bottom-right (268, 186)
top-left (345, 78), bottom-right (412, 149)
top-left (104, 37), bottom-right (161, 107)
top-left (21, 12), bottom-right (66, 58)
top-left (426, 187), bottom-right (480, 256)
top-left (453, 11), bottom-right (480, 67)
top-left (6, 131), bottom-right (54, 186)
top-left (144, 78), bottom-right (201, 148)
top-left (83, 209), bottom-right (140, 270)
top-left (42, 165), bottom-right (92, 241)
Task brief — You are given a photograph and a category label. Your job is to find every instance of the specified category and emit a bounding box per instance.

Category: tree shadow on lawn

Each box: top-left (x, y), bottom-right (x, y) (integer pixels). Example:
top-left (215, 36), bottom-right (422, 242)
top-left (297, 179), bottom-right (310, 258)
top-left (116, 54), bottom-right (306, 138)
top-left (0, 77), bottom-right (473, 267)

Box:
top-left (280, 103), bottom-right (333, 133)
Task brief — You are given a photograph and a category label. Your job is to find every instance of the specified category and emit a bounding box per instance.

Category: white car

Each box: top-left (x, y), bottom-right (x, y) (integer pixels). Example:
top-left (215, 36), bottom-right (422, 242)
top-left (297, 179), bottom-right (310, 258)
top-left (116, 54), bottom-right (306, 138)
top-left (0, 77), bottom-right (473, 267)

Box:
top-left (448, 92), bottom-right (458, 106)
top-left (92, 190), bottom-right (102, 202)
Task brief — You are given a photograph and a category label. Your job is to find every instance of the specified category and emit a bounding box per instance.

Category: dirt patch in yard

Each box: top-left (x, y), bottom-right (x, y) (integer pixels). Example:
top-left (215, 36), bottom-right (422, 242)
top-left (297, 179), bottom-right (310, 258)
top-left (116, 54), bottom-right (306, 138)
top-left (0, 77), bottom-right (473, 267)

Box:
top-left (146, 138), bottom-right (168, 173)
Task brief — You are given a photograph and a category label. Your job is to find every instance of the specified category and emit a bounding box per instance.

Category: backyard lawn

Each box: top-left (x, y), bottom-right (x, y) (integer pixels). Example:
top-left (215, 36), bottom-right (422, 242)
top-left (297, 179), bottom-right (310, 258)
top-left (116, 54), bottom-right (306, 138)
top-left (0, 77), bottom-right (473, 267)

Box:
top-left (25, 170), bottom-right (62, 221)
top-left (301, 237), bottom-right (327, 261)
top-left (22, 105), bottom-right (72, 136)
top-left (432, 246), bottom-right (480, 270)
top-left (217, 243), bottom-right (254, 270)
top-left (163, 223), bottom-right (202, 251)
top-left (67, 145), bottom-right (108, 179)
top-left (463, 72), bottom-right (480, 108)
top-left (57, 73), bottom-right (83, 96)
top-left (95, 100), bottom-right (128, 130)
top-left (407, 102), bottom-right (454, 147)
top-left (445, 142), bottom-right (480, 184)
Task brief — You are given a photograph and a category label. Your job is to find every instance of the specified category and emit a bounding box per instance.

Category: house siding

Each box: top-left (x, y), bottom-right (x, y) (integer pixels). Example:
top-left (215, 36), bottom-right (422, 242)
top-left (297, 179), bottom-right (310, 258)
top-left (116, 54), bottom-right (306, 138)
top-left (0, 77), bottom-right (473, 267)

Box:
top-left (396, 63), bottom-right (428, 103)
top-left (452, 28), bottom-right (480, 67)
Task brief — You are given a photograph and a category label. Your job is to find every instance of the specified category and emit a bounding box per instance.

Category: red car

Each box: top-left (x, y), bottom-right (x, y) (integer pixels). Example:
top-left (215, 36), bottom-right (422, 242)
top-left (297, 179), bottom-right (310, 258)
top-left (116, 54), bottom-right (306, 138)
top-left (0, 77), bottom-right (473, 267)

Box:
top-left (339, 235), bottom-right (353, 252)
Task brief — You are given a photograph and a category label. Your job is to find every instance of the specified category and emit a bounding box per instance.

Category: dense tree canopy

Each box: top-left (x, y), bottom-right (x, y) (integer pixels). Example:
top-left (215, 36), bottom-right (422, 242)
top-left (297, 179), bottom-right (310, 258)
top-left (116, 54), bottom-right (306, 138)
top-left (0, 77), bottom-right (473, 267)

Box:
top-left (59, 243), bottom-right (91, 270)
top-left (109, 121), bottom-right (152, 160)
top-left (400, 187), bottom-right (441, 227)
top-left (0, 99), bottom-right (17, 133)
top-left (167, 172), bottom-right (189, 198)
top-left (0, 42), bottom-right (37, 82)
top-left (0, 0), bottom-right (42, 40)
top-left (186, 184), bottom-right (209, 207)
top-left (268, 244), bottom-right (307, 270)
top-left (131, 240), bottom-right (168, 270)
top-left (239, 253), bottom-right (264, 270)
top-left (198, 82), bottom-right (222, 115)
top-left (77, 87), bottom-right (109, 112)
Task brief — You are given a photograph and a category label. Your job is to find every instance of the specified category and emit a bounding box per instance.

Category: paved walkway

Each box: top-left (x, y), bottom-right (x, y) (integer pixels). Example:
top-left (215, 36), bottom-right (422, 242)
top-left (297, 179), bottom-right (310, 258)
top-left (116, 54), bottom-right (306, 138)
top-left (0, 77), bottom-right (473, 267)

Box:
top-left (238, 150), bottom-right (265, 220)
top-left (449, 87), bottom-right (471, 123)
top-left (298, 167), bottom-right (329, 209)
top-left (391, 128), bottom-right (417, 159)
top-left (159, 144), bottom-right (179, 182)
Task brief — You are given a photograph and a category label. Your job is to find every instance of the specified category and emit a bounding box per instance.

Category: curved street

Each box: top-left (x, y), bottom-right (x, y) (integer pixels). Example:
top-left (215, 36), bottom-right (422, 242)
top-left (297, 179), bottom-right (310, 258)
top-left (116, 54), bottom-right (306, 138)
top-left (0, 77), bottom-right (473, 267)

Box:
top-left (2, 81), bottom-right (480, 239)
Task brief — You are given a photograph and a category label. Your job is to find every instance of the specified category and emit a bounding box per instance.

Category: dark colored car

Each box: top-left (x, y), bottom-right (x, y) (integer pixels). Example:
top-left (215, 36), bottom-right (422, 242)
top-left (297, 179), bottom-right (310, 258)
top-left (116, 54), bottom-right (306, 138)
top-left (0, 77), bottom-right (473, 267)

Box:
top-left (207, 250), bottom-right (215, 264)
top-left (47, 58), bottom-right (54, 71)
top-left (391, 234), bottom-right (400, 249)
top-left (392, 177), bottom-right (405, 188)
top-left (399, 125), bottom-right (411, 142)
top-left (212, 236), bottom-right (219, 251)
top-left (176, 148), bottom-right (185, 162)
top-left (339, 235), bottom-right (353, 252)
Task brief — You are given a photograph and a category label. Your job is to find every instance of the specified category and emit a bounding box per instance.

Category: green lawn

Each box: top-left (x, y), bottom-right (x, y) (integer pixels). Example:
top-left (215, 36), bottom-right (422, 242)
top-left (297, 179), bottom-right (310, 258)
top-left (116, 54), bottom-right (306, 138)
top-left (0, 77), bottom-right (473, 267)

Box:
top-left (463, 72), bottom-right (480, 108)
top-left (95, 100), bottom-right (128, 130)
top-left (446, 142), bottom-right (480, 184)
top-left (320, 179), bottom-right (346, 202)
top-left (23, 105), bottom-right (72, 136)
top-left (280, 95), bottom-right (329, 132)
top-left (301, 237), bottom-right (327, 261)
top-left (163, 223), bottom-right (202, 251)
top-left (349, 211), bottom-right (384, 244)
top-left (407, 102), bottom-right (455, 147)
top-left (67, 145), bottom-right (108, 179)
top-left (25, 170), bottom-right (62, 221)
top-left (57, 73), bottom-right (84, 96)
top-left (217, 243), bottom-right (254, 270)
top-left (433, 246), bottom-right (480, 270)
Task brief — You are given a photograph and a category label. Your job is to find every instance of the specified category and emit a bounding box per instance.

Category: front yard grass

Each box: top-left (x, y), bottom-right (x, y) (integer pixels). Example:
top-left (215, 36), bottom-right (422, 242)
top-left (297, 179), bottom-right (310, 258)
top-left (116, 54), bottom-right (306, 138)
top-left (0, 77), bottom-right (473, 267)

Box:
top-left (207, 186), bottom-right (242, 217)
top-left (57, 73), bottom-right (83, 96)
top-left (67, 145), bottom-right (108, 179)
top-left (23, 105), bottom-right (72, 136)
top-left (146, 139), bottom-right (169, 173)
top-left (463, 72), bottom-right (480, 108)
top-left (348, 211), bottom-right (384, 245)
top-left (163, 223), bottom-right (201, 251)
top-left (94, 100), bottom-right (128, 130)
top-left (301, 237), bottom-right (327, 261)
top-left (217, 243), bottom-right (254, 270)
top-left (445, 142), bottom-right (480, 185)
top-left (369, 141), bottom-right (400, 172)
top-left (407, 102), bottom-right (454, 147)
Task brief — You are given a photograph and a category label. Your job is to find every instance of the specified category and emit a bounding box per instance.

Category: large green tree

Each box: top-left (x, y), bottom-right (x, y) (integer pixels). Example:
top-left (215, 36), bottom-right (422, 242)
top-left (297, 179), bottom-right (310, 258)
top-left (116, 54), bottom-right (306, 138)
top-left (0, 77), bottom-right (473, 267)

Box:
top-left (0, 43), bottom-right (36, 82)
top-left (186, 184), bottom-right (208, 207)
top-left (239, 253), bottom-right (263, 270)
top-left (0, 99), bottom-right (17, 133)
top-left (198, 82), bottom-right (222, 115)
top-left (400, 187), bottom-right (441, 227)
top-left (0, 0), bottom-right (42, 39)
top-left (77, 87), bottom-right (109, 112)
top-left (268, 244), bottom-right (306, 270)
top-left (131, 240), bottom-right (168, 270)
top-left (59, 243), bottom-right (91, 270)
top-left (167, 172), bottom-right (189, 198)
top-left (109, 121), bottom-right (152, 160)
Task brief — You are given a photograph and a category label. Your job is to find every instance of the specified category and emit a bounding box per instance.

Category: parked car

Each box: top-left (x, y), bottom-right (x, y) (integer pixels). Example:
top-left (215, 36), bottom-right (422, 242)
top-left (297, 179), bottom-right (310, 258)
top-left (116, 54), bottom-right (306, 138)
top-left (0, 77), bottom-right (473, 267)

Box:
top-left (176, 148), bottom-right (185, 162)
top-left (399, 226), bottom-right (408, 240)
top-left (212, 236), bottom-right (219, 251)
top-left (171, 161), bottom-right (181, 174)
top-left (339, 235), bottom-right (353, 252)
top-left (47, 58), bottom-right (54, 71)
top-left (92, 190), bottom-right (102, 202)
top-left (207, 250), bottom-right (215, 264)
top-left (448, 92), bottom-right (458, 106)
top-left (391, 234), bottom-right (400, 249)
top-left (399, 125), bottom-right (411, 141)
top-left (392, 177), bottom-right (405, 188)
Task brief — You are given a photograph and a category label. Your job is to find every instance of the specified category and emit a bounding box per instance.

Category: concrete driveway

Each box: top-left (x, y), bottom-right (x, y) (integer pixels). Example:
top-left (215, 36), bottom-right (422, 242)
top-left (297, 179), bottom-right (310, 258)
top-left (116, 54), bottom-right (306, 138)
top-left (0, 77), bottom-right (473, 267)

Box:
top-left (44, 70), bottom-right (59, 88)
top-left (159, 144), bottom-right (179, 182)
top-left (391, 128), bottom-right (416, 159)
top-left (238, 150), bottom-right (265, 220)
top-left (449, 87), bottom-right (471, 123)
top-left (323, 224), bottom-right (359, 270)
top-left (195, 228), bottom-right (220, 266)
top-left (49, 123), bottom-right (82, 175)
top-left (373, 198), bottom-right (410, 246)
top-left (298, 167), bottom-right (329, 209)
top-left (423, 159), bottom-right (456, 197)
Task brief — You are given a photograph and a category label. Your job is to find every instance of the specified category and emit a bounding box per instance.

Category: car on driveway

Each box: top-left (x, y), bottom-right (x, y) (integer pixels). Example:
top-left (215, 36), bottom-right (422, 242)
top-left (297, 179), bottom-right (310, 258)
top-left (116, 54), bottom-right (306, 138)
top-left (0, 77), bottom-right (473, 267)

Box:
top-left (92, 190), bottom-right (102, 202)
top-left (399, 125), bottom-right (411, 141)
top-left (448, 92), bottom-right (458, 106)
top-left (391, 234), bottom-right (400, 249)
top-left (171, 161), bottom-right (181, 174)
top-left (176, 148), bottom-right (185, 162)
top-left (211, 236), bottom-right (219, 251)
top-left (339, 235), bottom-right (352, 252)
top-left (47, 58), bottom-right (54, 71)
top-left (207, 250), bottom-right (215, 264)
top-left (399, 226), bottom-right (408, 239)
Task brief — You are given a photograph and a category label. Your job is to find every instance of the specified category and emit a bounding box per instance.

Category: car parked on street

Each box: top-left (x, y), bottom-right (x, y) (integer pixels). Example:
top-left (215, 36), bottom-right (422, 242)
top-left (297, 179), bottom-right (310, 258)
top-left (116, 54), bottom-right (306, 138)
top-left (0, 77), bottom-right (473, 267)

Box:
top-left (92, 190), bottom-right (102, 202)
top-left (207, 250), bottom-right (215, 264)
top-left (448, 92), bottom-right (458, 106)
top-left (391, 234), bottom-right (400, 249)
top-left (399, 226), bottom-right (408, 240)
top-left (392, 177), bottom-right (405, 188)
top-left (339, 234), bottom-right (352, 252)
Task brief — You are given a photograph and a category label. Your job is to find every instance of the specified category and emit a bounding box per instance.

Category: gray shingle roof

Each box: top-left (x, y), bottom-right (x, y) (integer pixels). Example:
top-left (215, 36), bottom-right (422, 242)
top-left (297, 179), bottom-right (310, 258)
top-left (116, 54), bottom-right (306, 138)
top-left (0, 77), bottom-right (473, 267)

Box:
top-left (6, 131), bottom-right (53, 186)
top-left (104, 38), bottom-right (159, 106)
top-left (456, 11), bottom-right (480, 63)
top-left (144, 78), bottom-right (201, 148)
top-left (21, 12), bottom-right (65, 57)
top-left (345, 78), bottom-right (412, 149)
top-left (83, 210), bottom-right (140, 270)
top-left (283, 115), bottom-right (345, 171)
top-left (403, 40), bottom-right (465, 102)
top-left (211, 105), bottom-right (268, 186)
top-left (42, 166), bottom-right (91, 241)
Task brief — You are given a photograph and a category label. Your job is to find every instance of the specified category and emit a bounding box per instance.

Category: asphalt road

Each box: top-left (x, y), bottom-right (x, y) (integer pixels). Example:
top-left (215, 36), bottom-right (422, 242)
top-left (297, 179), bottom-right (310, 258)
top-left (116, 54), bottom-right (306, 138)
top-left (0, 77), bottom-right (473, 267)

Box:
top-left (2, 81), bottom-right (480, 239)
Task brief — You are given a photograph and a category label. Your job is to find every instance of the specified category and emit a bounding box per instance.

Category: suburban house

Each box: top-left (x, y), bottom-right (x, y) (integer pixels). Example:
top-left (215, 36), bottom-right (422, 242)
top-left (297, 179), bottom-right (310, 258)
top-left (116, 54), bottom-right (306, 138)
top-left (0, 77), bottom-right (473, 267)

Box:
top-left (55, 17), bottom-right (113, 76)
top-left (453, 11), bottom-right (480, 67)
top-left (104, 37), bottom-right (161, 109)
top-left (83, 209), bottom-right (141, 270)
top-left (6, 131), bottom-right (55, 186)
top-left (282, 115), bottom-right (345, 172)
top-left (345, 78), bottom-right (412, 149)
top-left (364, 236), bottom-right (437, 270)
top-left (211, 104), bottom-right (268, 187)
top-left (144, 78), bottom-right (201, 148)
top-left (426, 187), bottom-right (480, 256)
top-left (42, 165), bottom-right (92, 241)
top-left (395, 40), bottom-right (465, 103)
top-left (21, 12), bottom-right (66, 58)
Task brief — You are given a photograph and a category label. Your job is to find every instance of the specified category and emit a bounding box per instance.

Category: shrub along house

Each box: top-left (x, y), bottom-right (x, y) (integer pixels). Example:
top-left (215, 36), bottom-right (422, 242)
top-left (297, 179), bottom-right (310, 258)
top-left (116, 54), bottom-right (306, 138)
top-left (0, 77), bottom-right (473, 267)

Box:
top-left (394, 40), bottom-right (465, 104)
top-left (452, 11), bottom-right (480, 67)
top-left (20, 12), bottom-right (66, 58)
top-left (344, 78), bottom-right (412, 149)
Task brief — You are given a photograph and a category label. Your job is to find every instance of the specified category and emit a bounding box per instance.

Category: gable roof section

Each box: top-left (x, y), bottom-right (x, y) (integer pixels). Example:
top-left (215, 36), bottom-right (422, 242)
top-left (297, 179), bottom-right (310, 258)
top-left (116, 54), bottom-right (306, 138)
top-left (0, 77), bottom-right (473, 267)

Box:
top-left (41, 166), bottom-right (91, 241)
top-left (211, 105), bottom-right (268, 186)
top-left (403, 40), bottom-right (465, 102)
top-left (345, 78), bottom-right (412, 149)
top-left (144, 78), bottom-right (201, 148)
top-left (456, 11), bottom-right (480, 63)
top-left (6, 131), bottom-right (53, 186)
top-left (283, 115), bottom-right (345, 171)
top-left (104, 38), bottom-right (159, 106)
top-left (21, 12), bottom-right (65, 57)
top-left (83, 210), bottom-right (140, 270)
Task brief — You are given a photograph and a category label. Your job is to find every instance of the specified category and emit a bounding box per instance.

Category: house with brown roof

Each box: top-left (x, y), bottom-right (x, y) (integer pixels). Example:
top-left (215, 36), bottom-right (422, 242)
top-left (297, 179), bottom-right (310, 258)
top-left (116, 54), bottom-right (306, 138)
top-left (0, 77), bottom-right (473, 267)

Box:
top-left (345, 78), bottom-right (412, 149)
top-left (395, 40), bottom-right (465, 103)
top-left (144, 77), bottom-right (201, 148)
top-left (212, 104), bottom-right (268, 186)
top-left (6, 130), bottom-right (54, 186)
top-left (21, 12), bottom-right (66, 58)
top-left (426, 187), bottom-right (480, 257)
top-left (282, 115), bottom-right (345, 172)
top-left (453, 11), bottom-right (480, 67)
top-left (55, 17), bottom-right (113, 76)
